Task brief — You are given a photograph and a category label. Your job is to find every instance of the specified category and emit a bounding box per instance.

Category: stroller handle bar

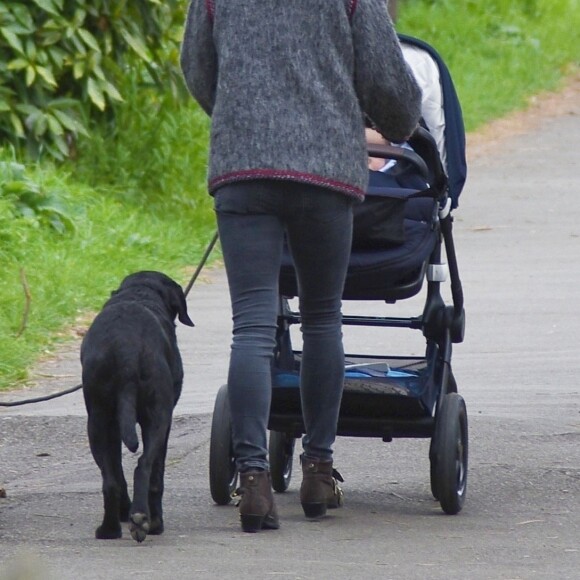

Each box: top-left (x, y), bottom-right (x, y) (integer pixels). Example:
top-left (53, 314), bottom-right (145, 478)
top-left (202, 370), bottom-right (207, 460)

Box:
top-left (366, 143), bottom-right (430, 181)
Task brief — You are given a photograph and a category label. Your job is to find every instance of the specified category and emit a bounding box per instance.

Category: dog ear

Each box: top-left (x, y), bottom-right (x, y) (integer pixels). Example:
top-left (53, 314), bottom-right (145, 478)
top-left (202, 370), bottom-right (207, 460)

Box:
top-left (174, 287), bottom-right (195, 327)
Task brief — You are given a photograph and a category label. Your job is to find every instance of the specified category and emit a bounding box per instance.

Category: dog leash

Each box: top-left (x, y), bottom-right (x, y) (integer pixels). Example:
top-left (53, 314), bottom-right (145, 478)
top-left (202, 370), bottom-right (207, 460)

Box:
top-left (184, 231), bottom-right (219, 297)
top-left (0, 232), bottom-right (220, 407)
top-left (0, 383), bottom-right (85, 407)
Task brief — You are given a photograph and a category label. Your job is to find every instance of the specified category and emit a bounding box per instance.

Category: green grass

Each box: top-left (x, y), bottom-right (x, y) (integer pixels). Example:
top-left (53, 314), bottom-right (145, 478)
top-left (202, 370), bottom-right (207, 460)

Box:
top-left (72, 68), bottom-right (212, 211)
top-left (0, 155), bottom-right (216, 388)
top-left (1, 0), bottom-right (580, 390)
top-left (398, 0), bottom-right (580, 131)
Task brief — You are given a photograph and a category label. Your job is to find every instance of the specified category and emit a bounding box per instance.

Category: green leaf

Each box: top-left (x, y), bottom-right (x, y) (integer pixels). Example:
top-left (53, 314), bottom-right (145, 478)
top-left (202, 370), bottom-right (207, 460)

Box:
top-left (120, 29), bottom-right (152, 62)
top-left (40, 30), bottom-right (62, 46)
top-left (91, 62), bottom-right (106, 82)
top-left (15, 104), bottom-right (42, 116)
top-left (36, 65), bottom-right (57, 87)
top-left (47, 46), bottom-right (65, 68)
top-left (77, 28), bottom-right (101, 53)
top-left (102, 80), bottom-right (124, 102)
top-left (2, 23), bottom-right (32, 36)
top-left (32, 0), bottom-right (60, 17)
top-left (52, 109), bottom-right (89, 136)
top-left (46, 114), bottom-right (64, 136)
top-left (31, 112), bottom-right (48, 138)
top-left (51, 133), bottom-right (69, 157)
top-left (72, 7), bottom-right (87, 28)
top-left (25, 37), bottom-right (37, 61)
top-left (0, 87), bottom-right (16, 97)
top-left (0, 162), bottom-right (25, 181)
top-left (47, 97), bottom-right (83, 109)
top-left (73, 59), bottom-right (85, 80)
top-left (9, 112), bottom-right (25, 138)
top-left (44, 142), bottom-right (65, 161)
top-left (5, 182), bottom-right (32, 197)
top-left (25, 65), bottom-right (36, 87)
top-left (70, 33), bottom-right (87, 55)
top-left (87, 77), bottom-right (105, 111)
top-left (7, 58), bottom-right (29, 71)
top-left (48, 111), bottom-right (74, 132)
top-left (11, 5), bottom-right (35, 32)
top-left (1, 27), bottom-right (24, 54)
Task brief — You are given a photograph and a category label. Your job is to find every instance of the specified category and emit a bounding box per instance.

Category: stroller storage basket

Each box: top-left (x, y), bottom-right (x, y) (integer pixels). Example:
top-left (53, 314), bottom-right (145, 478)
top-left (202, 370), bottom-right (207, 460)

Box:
top-left (271, 353), bottom-right (439, 441)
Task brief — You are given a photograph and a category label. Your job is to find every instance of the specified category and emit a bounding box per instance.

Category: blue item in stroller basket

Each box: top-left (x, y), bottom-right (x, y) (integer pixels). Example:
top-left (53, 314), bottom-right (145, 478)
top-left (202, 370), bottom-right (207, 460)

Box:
top-left (208, 35), bottom-right (469, 516)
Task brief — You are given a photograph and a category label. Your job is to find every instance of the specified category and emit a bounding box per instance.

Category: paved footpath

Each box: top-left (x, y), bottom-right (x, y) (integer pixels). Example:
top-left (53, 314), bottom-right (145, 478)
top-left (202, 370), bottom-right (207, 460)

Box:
top-left (1, 95), bottom-right (579, 579)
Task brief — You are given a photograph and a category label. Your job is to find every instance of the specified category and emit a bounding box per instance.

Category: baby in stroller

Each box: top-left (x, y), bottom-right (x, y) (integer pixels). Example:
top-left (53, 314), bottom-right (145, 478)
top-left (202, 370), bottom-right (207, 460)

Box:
top-left (367, 39), bottom-right (446, 172)
top-left (355, 34), bottom-right (466, 253)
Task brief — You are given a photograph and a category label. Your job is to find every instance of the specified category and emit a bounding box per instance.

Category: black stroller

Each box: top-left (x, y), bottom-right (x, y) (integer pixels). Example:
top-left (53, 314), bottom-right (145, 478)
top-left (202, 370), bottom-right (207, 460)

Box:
top-left (209, 35), bottom-right (468, 515)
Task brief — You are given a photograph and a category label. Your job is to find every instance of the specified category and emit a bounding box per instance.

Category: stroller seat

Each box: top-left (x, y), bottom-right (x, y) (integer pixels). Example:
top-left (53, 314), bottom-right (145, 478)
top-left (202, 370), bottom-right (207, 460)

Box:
top-left (280, 33), bottom-right (466, 304)
top-left (280, 195), bottom-right (438, 302)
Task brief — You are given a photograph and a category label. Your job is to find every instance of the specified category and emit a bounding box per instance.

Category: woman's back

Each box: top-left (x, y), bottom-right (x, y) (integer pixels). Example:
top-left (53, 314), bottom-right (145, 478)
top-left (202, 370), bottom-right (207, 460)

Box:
top-left (181, 0), bottom-right (421, 200)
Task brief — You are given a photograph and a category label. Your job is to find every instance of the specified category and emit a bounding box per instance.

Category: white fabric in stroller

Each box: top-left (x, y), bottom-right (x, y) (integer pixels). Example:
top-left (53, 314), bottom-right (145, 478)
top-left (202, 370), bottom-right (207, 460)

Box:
top-left (401, 43), bottom-right (447, 170)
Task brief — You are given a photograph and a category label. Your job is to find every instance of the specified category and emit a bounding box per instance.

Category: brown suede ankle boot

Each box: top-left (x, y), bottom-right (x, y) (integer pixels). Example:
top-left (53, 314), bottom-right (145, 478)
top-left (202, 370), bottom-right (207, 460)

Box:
top-left (300, 455), bottom-right (344, 519)
top-left (237, 471), bottom-right (280, 533)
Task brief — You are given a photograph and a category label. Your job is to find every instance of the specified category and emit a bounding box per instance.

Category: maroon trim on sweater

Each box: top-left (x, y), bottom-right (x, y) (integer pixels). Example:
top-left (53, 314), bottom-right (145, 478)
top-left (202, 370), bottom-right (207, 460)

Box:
top-left (348, 0), bottom-right (358, 20)
top-left (205, 0), bottom-right (215, 23)
top-left (209, 169), bottom-right (365, 201)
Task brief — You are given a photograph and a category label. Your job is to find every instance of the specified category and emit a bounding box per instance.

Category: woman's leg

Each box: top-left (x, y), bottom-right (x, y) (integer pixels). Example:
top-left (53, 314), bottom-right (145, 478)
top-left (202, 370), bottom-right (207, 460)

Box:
top-left (285, 187), bottom-right (353, 460)
top-left (214, 184), bottom-right (285, 472)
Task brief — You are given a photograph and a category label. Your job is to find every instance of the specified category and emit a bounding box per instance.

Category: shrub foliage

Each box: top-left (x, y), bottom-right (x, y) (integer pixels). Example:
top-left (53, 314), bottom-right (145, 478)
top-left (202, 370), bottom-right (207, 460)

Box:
top-left (0, 0), bottom-right (185, 160)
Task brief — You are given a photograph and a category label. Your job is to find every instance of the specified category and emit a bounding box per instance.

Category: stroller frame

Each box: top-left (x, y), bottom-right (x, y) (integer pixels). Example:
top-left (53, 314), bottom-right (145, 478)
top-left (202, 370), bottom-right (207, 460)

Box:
top-left (209, 36), bottom-right (469, 516)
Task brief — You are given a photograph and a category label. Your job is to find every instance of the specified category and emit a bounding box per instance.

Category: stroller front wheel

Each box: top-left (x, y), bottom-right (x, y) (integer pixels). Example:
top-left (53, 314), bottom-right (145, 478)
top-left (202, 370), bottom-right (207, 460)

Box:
top-left (430, 392), bottom-right (468, 515)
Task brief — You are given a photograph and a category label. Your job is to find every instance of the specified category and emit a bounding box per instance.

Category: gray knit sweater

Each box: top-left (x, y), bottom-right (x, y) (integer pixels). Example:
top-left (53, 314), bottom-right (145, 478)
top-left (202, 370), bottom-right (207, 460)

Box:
top-left (180, 0), bottom-right (421, 201)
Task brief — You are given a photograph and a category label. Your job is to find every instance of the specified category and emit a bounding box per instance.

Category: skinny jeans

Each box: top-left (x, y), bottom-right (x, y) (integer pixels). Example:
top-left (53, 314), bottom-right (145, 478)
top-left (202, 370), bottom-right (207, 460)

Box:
top-left (214, 180), bottom-right (353, 471)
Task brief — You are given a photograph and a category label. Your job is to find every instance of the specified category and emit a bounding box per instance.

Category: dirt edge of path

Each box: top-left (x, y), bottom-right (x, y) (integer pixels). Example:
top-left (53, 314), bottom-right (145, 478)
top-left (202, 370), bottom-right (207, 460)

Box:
top-left (467, 71), bottom-right (580, 161)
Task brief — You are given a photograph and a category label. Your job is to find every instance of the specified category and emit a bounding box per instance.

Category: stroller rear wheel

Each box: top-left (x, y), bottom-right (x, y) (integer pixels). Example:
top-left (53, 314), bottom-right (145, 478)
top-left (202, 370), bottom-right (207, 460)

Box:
top-left (430, 392), bottom-right (468, 514)
top-left (209, 384), bottom-right (238, 505)
top-left (269, 431), bottom-right (296, 492)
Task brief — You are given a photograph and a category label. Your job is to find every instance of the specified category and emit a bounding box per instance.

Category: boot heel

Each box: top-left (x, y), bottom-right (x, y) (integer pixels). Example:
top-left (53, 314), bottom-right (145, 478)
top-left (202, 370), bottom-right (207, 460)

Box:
top-left (301, 502), bottom-right (327, 519)
top-left (240, 514), bottom-right (264, 533)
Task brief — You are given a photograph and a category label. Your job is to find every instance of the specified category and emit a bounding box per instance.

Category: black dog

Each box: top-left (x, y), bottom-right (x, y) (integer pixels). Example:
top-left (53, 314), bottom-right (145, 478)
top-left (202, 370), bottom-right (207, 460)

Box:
top-left (81, 271), bottom-right (194, 542)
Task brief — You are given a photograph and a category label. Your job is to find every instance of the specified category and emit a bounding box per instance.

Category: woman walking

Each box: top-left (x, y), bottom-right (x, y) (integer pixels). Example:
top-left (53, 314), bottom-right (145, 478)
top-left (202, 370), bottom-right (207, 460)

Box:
top-left (181, 0), bottom-right (421, 532)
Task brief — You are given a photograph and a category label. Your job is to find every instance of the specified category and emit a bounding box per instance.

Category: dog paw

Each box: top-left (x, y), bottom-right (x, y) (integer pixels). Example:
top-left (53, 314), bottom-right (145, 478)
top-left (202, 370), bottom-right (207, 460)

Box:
top-left (95, 524), bottom-right (122, 540)
top-left (129, 512), bottom-right (150, 543)
top-left (148, 516), bottom-right (164, 536)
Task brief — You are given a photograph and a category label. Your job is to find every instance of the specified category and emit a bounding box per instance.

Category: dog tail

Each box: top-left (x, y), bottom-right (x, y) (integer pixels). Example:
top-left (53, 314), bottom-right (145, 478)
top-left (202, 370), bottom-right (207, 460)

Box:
top-left (118, 388), bottom-right (139, 453)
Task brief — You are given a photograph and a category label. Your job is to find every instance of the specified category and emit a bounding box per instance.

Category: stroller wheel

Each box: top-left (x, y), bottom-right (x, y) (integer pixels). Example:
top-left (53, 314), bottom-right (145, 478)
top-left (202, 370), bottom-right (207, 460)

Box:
top-left (209, 384), bottom-right (238, 505)
top-left (429, 371), bottom-right (458, 500)
top-left (429, 450), bottom-right (439, 501)
top-left (269, 431), bottom-right (296, 492)
top-left (431, 392), bottom-right (468, 515)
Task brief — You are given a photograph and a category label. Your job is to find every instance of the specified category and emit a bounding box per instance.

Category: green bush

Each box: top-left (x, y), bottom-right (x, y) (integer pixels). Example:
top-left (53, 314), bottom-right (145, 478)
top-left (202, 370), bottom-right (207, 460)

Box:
top-left (0, 0), bottom-right (186, 160)
top-left (0, 154), bottom-right (76, 236)
top-left (73, 68), bottom-right (211, 211)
